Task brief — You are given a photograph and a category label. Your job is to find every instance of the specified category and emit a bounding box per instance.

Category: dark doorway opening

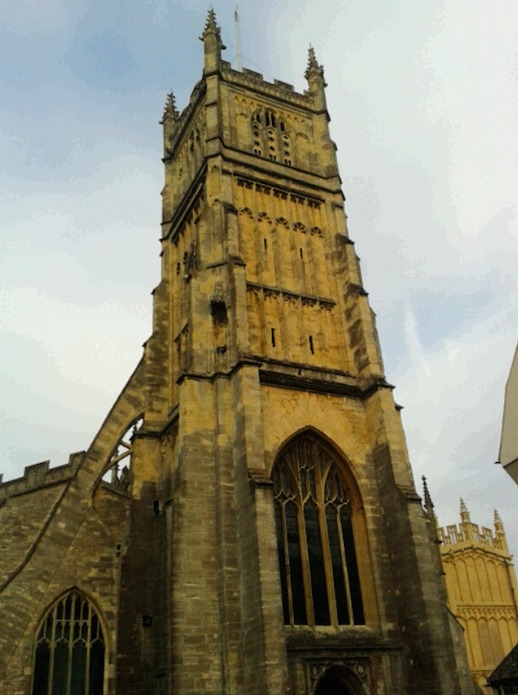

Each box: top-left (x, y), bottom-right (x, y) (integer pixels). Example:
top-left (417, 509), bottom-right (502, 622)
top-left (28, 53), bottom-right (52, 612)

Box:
top-left (313, 666), bottom-right (364, 695)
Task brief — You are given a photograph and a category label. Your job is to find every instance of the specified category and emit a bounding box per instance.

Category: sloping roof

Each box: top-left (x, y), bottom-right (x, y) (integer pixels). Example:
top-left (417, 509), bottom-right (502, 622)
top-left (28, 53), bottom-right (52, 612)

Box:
top-left (488, 643), bottom-right (518, 685)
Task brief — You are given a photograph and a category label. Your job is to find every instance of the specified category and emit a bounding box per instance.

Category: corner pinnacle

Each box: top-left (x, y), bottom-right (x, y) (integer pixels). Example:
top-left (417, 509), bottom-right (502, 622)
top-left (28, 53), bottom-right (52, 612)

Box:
top-left (161, 91), bottom-right (180, 123)
top-left (305, 45), bottom-right (325, 82)
top-left (494, 509), bottom-right (505, 533)
top-left (201, 7), bottom-right (223, 43)
top-left (460, 498), bottom-right (471, 522)
top-left (422, 476), bottom-right (434, 515)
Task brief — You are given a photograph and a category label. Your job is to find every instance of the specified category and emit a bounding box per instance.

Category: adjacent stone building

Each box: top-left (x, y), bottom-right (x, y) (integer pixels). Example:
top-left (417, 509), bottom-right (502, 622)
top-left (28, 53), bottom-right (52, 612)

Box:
top-left (0, 12), bottom-right (477, 695)
top-left (438, 501), bottom-right (518, 691)
top-left (499, 342), bottom-right (518, 485)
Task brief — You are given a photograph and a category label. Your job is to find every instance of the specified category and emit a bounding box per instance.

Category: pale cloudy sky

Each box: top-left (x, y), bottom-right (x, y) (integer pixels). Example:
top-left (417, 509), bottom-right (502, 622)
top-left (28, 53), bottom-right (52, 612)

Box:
top-left (1, 1), bottom-right (517, 551)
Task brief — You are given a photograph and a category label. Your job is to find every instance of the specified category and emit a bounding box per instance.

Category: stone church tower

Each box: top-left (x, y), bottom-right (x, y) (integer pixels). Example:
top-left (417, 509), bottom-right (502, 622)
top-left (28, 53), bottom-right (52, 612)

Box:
top-left (439, 501), bottom-right (518, 690)
top-left (0, 12), bottom-right (476, 695)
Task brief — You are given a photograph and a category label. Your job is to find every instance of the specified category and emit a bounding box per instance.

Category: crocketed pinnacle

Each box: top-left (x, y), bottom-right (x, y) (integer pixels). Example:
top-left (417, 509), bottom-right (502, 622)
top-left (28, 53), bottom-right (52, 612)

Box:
top-left (422, 476), bottom-right (440, 541)
top-left (305, 45), bottom-right (325, 81)
top-left (494, 508), bottom-right (505, 533)
top-left (202, 7), bottom-right (222, 41)
top-left (422, 476), bottom-right (434, 516)
top-left (161, 91), bottom-right (180, 123)
top-left (460, 497), bottom-right (470, 522)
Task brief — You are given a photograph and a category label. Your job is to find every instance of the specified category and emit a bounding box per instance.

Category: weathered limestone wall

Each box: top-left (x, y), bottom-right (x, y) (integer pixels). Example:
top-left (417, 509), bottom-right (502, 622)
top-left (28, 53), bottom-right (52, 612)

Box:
top-left (0, 364), bottom-right (146, 694)
top-left (0, 482), bottom-right (130, 695)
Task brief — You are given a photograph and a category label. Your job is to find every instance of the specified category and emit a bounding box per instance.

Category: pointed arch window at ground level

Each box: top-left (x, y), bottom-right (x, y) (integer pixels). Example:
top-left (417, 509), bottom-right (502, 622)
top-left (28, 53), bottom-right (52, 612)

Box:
top-left (32, 590), bottom-right (105, 695)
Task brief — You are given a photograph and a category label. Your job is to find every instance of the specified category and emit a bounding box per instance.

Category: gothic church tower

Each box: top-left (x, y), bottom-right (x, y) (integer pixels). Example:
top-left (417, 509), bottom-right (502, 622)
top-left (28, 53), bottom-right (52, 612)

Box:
top-left (0, 12), bottom-right (476, 695)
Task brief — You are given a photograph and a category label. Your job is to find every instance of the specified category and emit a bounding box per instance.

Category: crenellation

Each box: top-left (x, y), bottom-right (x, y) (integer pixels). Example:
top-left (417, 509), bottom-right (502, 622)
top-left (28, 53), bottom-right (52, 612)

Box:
top-left (241, 67), bottom-right (264, 81)
top-left (273, 79), bottom-right (295, 92)
top-left (221, 62), bottom-right (313, 108)
top-left (439, 520), bottom-right (508, 552)
top-left (0, 452), bottom-right (84, 500)
top-left (23, 460), bottom-right (49, 483)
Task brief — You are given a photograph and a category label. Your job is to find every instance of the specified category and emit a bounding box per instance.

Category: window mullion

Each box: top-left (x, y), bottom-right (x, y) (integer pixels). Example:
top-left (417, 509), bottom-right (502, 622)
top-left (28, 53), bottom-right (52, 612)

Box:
top-left (298, 496), bottom-right (315, 626)
top-left (261, 127), bottom-right (267, 159)
top-left (85, 601), bottom-right (92, 695)
top-left (321, 500), bottom-right (339, 627)
top-left (280, 502), bottom-right (295, 625)
top-left (337, 505), bottom-right (354, 623)
top-left (296, 444), bottom-right (314, 626)
top-left (66, 602), bottom-right (73, 695)
top-left (48, 604), bottom-right (58, 695)
top-left (316, 452), bottom-right (338, 627)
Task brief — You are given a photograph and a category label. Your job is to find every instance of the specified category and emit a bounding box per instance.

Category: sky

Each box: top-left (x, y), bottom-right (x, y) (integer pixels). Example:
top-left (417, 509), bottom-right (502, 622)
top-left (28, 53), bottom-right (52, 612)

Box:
top-left (1, 1), bottom-right (517, 552)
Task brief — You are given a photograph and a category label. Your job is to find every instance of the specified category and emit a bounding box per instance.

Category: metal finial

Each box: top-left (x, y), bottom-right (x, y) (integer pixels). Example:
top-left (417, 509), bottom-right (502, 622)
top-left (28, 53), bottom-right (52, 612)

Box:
top-left (234, 6), bottom-right (243, 71)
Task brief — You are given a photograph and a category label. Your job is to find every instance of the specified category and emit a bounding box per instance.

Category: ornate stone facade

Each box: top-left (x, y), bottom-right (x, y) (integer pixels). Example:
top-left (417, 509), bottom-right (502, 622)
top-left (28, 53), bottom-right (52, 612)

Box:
top-left (439, 501), bottom-right (518, 691)
top-left (0, 11), bottom-right (477, 695)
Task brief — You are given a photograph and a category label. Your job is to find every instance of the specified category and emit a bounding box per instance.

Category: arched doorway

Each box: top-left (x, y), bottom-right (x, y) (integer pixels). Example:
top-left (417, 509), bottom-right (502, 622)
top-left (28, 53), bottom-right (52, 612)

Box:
top-left (313, 665), bottom-right (365, 695)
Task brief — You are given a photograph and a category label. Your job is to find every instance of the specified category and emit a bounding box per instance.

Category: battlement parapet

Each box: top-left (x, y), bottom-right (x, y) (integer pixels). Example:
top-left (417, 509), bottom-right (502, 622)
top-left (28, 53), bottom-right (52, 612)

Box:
top-left (439, 522), bottom-right (507, 553)
top-left (221, 61), bottom-right (312, 107)
top-left (0, 452), bottom-right (85, 500)
top-left (164, 57), bottom-right (318, 163)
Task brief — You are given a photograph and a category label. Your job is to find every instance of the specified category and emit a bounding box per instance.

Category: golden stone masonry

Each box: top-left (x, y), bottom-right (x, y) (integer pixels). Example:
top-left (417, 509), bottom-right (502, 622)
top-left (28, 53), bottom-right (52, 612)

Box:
top-left (0, 10), bottom-right (490, 695)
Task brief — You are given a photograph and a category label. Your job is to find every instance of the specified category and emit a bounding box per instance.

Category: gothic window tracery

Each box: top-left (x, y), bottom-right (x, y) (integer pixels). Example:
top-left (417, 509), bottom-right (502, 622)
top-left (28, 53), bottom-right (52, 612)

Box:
top-left (251, 109), bottom-right (292, 165)
top-left (102, 417), bottom-right (143, 490)
top-left (32, 590), bottom-right (105, 695)
top-left (273, 434), bottom-right (364, 627)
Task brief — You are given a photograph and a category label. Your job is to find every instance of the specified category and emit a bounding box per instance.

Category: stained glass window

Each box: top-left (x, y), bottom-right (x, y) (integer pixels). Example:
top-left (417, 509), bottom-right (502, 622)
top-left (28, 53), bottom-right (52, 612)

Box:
top-left (273, 435), bottom-right (364, 627)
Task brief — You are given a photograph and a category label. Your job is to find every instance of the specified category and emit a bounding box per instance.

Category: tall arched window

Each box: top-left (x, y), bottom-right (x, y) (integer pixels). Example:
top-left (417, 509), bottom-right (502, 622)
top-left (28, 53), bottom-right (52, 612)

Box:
top-left (32, 590), bottom-right (105, 695)
top-left (273, 434), bottom-right (364, 627)
top-left (251, 109), bottom-right (292, 165)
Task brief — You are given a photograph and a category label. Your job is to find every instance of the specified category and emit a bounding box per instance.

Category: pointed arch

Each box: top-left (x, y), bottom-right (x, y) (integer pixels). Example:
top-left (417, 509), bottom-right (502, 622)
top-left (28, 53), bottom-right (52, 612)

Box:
top-left (314, 665), bottom-right (366, 695)
top-left (272, 431), bottom-right (365, 627)
top-left (100, 415), bottom-right (143, 491)
top-left (31, 588), bottom-right (106, 695)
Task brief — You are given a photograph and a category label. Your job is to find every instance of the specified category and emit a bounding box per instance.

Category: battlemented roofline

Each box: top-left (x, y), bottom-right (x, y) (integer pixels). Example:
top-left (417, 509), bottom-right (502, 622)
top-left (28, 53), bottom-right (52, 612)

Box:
top-left (0, 452), bottom-right (84, 500)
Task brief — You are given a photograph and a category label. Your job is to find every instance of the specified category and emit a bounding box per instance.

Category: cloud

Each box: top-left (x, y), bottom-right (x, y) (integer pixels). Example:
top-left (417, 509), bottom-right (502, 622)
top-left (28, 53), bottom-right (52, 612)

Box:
top-left (1, 0), bottom-right (517, 554)
top-left (0, 0), bottom-right (83, 35)
top-left (395, 299), bottom-right (518, 541)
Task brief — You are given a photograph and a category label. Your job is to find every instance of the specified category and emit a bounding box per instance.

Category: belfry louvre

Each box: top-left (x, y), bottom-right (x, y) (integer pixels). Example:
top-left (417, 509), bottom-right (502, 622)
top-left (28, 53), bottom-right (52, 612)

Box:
top-left (0, 11), bottom-right (478, 695)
